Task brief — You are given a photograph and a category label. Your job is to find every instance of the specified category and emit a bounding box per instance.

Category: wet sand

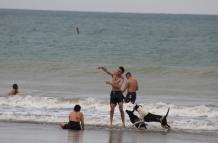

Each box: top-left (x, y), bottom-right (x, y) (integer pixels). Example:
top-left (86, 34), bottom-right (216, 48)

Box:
top-left (0, 122), bottom-right (217, 143)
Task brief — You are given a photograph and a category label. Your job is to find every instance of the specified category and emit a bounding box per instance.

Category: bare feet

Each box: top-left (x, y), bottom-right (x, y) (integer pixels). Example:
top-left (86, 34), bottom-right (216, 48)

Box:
top-left (109, 124), bottom-right (113, 128)
top-left (122, 123), bottom-right (125, 128)
top-left (59, 123), bottom-right (64, 129)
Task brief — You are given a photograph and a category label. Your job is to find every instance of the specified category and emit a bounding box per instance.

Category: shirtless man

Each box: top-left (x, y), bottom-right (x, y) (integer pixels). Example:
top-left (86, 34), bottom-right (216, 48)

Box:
top-left (122, 72), bottom-right (138, 104)
top-left (60, 104), bottom-right (84, 130)
top-left (8, 83), bottom-right (19, 96)
top-left (98, 66), bottom-right (125, 128)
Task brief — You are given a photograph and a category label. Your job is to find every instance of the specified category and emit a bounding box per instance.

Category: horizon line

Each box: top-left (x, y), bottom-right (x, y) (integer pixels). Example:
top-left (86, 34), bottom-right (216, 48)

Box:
top-left (0, 8), bottom-right (218, 16)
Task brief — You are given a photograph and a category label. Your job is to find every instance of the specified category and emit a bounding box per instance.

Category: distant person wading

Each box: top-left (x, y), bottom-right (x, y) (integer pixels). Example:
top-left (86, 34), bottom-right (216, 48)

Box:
top-left (8, 83), bottom-right (19, 96)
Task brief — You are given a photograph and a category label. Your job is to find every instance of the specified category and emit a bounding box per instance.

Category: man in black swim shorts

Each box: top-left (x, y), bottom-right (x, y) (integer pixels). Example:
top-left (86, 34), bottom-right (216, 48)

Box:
top-left (110, 91), bottom-right (124, 105)
top-left (98, 66), bottom-right (125, 128)
top-left (125, 92), bottom-right (136, 103)
top-left (123, 72), bottom-right (138, 104)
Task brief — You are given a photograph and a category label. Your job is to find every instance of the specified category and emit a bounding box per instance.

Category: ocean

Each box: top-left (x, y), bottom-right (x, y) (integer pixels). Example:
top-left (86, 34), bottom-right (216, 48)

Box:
top-left (0, 9), bottom-right (218, 132)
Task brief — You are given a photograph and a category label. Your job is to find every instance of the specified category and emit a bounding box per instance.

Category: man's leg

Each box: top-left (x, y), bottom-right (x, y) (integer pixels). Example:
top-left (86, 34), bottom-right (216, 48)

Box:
top-left (59, 123), bottom-right (67, 129)
top-left (124, 94), bottom-right (130, 103)
top-left (110, 103), bottom-right (116, 128)
top-left (118, 102), bottom-right (125, 127)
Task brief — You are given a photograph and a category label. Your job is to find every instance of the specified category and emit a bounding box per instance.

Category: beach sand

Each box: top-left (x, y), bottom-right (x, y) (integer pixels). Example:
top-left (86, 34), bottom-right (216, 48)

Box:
top-left (0, 122), bottom-right (217, 143)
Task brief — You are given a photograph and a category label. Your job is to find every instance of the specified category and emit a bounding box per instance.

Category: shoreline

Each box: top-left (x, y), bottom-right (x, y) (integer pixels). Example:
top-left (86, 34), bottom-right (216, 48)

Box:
top-left (0, 120), bottom-right (217, 135)
top-left (0, 121), bottom-right (217, 143)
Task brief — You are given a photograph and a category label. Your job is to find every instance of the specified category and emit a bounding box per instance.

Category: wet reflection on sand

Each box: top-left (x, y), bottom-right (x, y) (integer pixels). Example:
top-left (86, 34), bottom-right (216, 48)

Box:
top-left (67, 130), bottom-right (84, 143)
top-left (108, 130), bottom-right (123, 143)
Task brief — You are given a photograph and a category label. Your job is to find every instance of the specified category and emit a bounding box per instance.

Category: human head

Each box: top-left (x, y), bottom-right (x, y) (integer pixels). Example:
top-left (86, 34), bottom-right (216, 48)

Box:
top-left (74, 104), bottom-right (81, 112)
top-left (125, 72), bottom-right (132, 79)
top-left (117, 66), bottom-right (125, 76)
top-left (12, 84), bottom-right (18, 90)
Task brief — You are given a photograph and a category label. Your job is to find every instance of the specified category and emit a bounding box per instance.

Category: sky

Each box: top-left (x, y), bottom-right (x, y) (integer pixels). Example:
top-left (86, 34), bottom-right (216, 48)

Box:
top-left (0, 0), bottom-right (218, 15)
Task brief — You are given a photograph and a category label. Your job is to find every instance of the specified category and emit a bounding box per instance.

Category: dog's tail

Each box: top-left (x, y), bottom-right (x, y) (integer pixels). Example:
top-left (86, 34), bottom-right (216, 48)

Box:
top-left (165, 108), bottom-right (170, 118)
top-left (161, 108), bottom-right (170, 129)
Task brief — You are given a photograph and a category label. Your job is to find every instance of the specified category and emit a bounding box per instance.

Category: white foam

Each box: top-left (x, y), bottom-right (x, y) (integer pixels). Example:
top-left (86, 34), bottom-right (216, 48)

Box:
top-left (0, 95), bottom-right (217, 131)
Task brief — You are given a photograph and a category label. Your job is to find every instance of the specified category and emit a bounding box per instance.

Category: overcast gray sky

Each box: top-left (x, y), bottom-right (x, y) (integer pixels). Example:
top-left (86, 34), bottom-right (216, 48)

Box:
top-left (0, 0), bottom-right (218, 15)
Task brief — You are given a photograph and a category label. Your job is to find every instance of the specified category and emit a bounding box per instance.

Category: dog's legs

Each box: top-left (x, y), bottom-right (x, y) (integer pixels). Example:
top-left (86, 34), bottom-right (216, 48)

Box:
top-left (160, 108), bottom-right (170, 129)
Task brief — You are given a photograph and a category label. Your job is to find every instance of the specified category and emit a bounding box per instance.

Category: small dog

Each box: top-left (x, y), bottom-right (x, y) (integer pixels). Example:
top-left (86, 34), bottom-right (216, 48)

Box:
top-left (134, 104), bottom-right (170, 129)
top-left (125, 110), bottom-right (147, 129)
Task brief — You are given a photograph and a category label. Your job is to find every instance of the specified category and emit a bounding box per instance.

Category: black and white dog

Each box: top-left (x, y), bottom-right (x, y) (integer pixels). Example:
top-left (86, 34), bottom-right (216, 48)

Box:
top-left (125, 110), bottom-right (147, 129)
top-left (134, 104), bottom-right (170, 129)
top-left (125, 103), bottom-right (170, 129)
top-left (125, 102), bottom-right (147, 129)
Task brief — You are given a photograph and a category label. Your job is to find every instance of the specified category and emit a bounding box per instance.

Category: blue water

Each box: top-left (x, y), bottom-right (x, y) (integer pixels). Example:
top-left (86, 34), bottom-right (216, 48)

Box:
top-left (0, 9), bottom-right (218, 66)
top-left (0, 9), bottom-right (218, 98)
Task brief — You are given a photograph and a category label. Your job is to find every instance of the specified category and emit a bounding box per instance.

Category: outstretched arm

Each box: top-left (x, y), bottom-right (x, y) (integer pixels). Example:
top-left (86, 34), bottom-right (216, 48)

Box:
top-left (97, 66), bottom-right (113, 77)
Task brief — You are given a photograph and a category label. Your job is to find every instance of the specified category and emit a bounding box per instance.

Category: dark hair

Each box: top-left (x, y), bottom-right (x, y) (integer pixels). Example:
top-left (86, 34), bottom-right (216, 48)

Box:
top-left (119, 66), bottom-right (125, 74)
top-left (12, 84), bottom-right (18, 95)
top-left (125, 72), bottom-right (131, 77)
top-left (13, 84), bottom-right (18, 90)
top-left (74, 104), bottom-right (81, 112)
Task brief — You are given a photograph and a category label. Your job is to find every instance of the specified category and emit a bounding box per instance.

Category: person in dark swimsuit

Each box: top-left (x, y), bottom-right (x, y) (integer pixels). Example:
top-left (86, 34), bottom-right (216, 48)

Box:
top-left (122, 72), bottom-right (138, 104)
top-left (62, 121), bottom-right (81, 130)
top-left (60, 104), bottom-right (84, 130)
top-left (98, 66), bottom-right (125, 128)
top-left (110, 91), bottom-right (124, 105)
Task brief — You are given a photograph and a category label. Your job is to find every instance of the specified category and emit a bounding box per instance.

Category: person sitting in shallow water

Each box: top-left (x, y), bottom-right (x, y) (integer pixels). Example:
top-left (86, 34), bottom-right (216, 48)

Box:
top-left (8, 83), bottom-right (19, 96)
top-left (60, 104), bottom-right (84, 130)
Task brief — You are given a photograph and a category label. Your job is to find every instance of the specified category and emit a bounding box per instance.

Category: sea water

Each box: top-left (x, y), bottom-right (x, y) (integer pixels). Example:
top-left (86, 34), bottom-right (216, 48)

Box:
top-left (0, 9), bottom-right (218, 131)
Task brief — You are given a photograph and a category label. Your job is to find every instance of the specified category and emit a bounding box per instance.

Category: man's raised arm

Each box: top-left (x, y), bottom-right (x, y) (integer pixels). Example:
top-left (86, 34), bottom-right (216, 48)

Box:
top-left (97, 66), bottom-right (113, 77)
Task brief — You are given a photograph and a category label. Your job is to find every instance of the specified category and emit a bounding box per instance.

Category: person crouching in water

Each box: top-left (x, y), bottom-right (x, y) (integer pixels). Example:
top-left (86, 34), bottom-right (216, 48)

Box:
top-left (60, 104), bottom-right (84, 130)
top-left (8, 83), bottom-right (19, 96)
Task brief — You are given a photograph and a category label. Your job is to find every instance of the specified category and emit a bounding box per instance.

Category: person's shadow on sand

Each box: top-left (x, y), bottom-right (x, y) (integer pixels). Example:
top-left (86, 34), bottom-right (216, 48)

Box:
top-left (109, 130), bottom-right (123, 143)
top-left (67, 130), bottom-right (83, 143)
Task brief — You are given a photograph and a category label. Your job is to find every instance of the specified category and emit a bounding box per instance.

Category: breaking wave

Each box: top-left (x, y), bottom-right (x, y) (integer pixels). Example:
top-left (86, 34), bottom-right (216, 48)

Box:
top-left (0, 95), bottom-right (217, 131)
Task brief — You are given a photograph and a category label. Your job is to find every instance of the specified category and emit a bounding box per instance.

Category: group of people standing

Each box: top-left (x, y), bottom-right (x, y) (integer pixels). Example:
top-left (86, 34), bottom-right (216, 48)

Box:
top-left (7, 65), bottom-right (139, 130)
top-left (61, 65), bottom-right (138, 130)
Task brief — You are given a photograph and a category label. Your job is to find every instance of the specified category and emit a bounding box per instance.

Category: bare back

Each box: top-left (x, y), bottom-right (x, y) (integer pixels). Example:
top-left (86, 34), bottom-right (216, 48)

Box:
top-left (127, 78), bottom-right (138, 92)
top-left (69, 111), bottom-right (84, 122)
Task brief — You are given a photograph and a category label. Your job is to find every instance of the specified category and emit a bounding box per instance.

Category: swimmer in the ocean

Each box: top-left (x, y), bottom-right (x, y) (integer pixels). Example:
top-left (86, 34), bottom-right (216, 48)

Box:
top-left (60, 104), bottom-right (84, 130)
top-left (76, 27), bottom-right (80, 34)
top-left (8, 83), bottom-right (19, 96)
